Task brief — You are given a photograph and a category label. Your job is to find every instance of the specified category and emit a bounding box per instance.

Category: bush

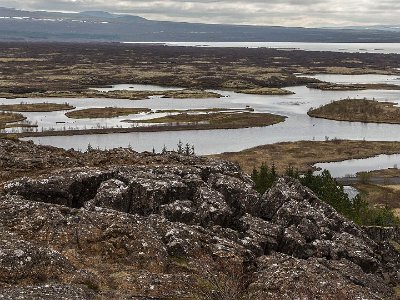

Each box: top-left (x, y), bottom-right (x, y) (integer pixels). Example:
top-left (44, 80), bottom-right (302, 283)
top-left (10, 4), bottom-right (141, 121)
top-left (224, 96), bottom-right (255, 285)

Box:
top-left (251, 164), bottom-right (399, 226)
top-left (358, 172), bottom-right (372, 184)
top-left (191, 258), bottom-right (251, 300)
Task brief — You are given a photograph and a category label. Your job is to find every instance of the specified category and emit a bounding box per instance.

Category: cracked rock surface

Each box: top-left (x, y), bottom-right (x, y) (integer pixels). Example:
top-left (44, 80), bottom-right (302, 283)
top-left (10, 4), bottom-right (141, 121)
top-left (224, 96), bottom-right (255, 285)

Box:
top-left (0, 138), bottom-right (399, 299)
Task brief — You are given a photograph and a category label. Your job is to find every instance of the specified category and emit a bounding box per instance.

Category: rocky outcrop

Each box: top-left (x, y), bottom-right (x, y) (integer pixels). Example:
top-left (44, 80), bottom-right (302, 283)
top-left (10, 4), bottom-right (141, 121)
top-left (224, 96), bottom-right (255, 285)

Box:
top-left (0, 285), bottom-right (97, 300)
top-left (0, 138), bottom-right (399, 299)
top-left (363, 226), bottom-right (400, 244)
top-left (250, 253), bottom-right (391, 300)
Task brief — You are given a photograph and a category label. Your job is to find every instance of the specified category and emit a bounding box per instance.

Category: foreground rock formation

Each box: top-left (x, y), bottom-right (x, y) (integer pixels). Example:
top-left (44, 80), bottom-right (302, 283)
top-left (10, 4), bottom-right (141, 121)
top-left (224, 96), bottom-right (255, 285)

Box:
top-left (0, 138), bottom-right (399, 299)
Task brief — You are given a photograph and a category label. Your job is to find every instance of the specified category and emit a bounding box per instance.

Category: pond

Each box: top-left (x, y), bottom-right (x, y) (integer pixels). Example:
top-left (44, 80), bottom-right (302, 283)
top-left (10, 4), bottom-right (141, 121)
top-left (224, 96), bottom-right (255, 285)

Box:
top-left (343, 186), bottom-right (360, 201)
top-left (314, 154), bottom-right (400, 178)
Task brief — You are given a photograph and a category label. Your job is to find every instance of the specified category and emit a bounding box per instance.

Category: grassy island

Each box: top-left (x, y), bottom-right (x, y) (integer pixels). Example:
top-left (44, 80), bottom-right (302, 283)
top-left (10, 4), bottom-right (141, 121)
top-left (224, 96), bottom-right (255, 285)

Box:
top-left (125, 112), bottom-right (286, 129)
top-left (65, 107), bottom-right (151, 119)
top-left (160, 89), bottom-right (223, 99)
top-left (0, 89), bottom-right (223, 101)
top-left (154, 108), bottom-right (254, 113)
top-left (237, 87), bottom-right (295, 95)
top-left (13, 111), bottom-right (286, 137)
top-left (308, 99), bottom-right (400, 124)
top-left (0, 111), bottom-right (26, 128)
top-left (0, 102), bottom-right (75, 112)
top-left (307, 83), bottom-right (400, 91)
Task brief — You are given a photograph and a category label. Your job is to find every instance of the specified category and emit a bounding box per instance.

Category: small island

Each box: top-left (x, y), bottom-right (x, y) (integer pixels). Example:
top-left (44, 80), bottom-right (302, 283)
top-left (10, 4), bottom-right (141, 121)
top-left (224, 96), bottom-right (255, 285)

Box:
top-left (160, 89), bottom-right (223, 99)
top-left (0, 102), bottom-right (75, 112)
top-left (65, 107), bottom-right (151, 119)
top-left (237, 87), bottom-right (295, 95)
top-left (307, 82), bottom-right (400, 91)
top-left (124, 111), bottom-right (286, 130)
top-left (307, 99), bottom-right (400, 124)
top-left (154, 107), bottom-right (254, 113)
top-left (0, 89), bottom-right (223, 100)
top-left (0, 111), bottom-right (27, 129)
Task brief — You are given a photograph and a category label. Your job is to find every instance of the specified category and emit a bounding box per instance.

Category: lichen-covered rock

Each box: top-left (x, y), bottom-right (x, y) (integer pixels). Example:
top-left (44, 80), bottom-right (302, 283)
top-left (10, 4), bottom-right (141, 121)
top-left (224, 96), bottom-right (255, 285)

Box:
top-left (160, 200), bottom-right (197, 224)
top-left (193, 186), bottom-right (233, 227)
top-left (85, 178), bottom-right (130, 212)
top-left (239, 214), bottom-right (282, 255)
top-left (363, 225), bottom-right (400, 243)
top-left (260, 178), bottom-right (382, 272)
top-left (0, 284), bottom-right (98, 300)
top-left (208, 173), bottom-right (260, 217)
top-left (0, 230), bottom-right (76, 285)
top-left (4, 168), bottom-right (113, 208)
top-left (0, 139), bottom-right (399, 299)
top-left (249, 253), bottom-right (393, 300)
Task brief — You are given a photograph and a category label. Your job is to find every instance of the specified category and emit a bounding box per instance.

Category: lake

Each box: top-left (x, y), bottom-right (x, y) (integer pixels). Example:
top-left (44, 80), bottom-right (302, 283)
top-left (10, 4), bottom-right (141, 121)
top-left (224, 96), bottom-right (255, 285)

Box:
top-left (2, 72), bottom-right (397, 176)
top-left (6, 73), bottom-right (399, 154)
top-left (124, 42), bottom-right (400, 54)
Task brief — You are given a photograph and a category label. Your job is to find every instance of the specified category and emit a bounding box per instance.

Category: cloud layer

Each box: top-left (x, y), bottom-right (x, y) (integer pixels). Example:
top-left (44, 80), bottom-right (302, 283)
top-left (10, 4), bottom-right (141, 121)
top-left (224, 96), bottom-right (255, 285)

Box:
top-left (2, 0), bottom-right (400, 27)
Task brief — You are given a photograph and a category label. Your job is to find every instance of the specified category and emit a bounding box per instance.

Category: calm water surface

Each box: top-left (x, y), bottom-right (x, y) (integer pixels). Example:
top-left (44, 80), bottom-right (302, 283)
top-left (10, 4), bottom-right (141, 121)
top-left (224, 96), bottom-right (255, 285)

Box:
top-left (3, 73), bottom-right (398, 176)
top-left (124, 42), bottom-right (400, 54)
top-left (315, 154), bottom-right (400, 178)
top-left (12, 74), bottom-right (400, 153)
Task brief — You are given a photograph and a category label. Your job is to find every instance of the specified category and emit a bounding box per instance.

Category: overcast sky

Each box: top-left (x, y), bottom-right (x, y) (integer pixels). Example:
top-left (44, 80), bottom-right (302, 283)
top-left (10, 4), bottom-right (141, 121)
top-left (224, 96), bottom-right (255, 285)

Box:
top-left (2, 0), bottom-right (400, 27)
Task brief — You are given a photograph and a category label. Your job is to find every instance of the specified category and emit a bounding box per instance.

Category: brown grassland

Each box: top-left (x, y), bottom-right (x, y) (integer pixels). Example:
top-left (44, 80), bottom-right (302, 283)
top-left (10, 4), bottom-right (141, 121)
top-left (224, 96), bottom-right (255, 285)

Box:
top-left (0, 42), bottom-right (399, 98)
top-left (65, 107), bottom-right (151, 119)
top-left (126, 112), bottom-right (286, 129)
top-left (308, 99), bottom-right (400, 124)
top-left (215, 140), bottom-right (400, 214)
top-left (214, 140), bottom-right (400, 174)
top-left (307, 82), bottom-right (400, 91)
top-left (0, 102), bottom-right (75, 112)
top-left (0, 111), bottom-right (26, 128)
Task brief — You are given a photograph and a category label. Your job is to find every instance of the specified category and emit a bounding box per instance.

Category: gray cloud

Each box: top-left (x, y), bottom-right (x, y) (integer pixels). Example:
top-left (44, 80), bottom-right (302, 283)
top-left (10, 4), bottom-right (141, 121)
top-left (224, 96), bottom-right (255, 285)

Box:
top-left (2, 0), bottom-right (400, 27)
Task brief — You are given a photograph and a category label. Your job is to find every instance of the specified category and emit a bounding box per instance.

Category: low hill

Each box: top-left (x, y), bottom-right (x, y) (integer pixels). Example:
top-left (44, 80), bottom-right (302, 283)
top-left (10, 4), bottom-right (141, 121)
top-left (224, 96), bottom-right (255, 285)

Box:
top-left (1, 7), bottom-right (400, 42)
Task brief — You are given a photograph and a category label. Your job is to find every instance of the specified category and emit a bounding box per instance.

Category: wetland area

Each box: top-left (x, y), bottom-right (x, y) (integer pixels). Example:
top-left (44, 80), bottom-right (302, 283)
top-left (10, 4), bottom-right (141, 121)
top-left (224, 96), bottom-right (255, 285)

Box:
top-left (2, 42), bottom-right (400, 216)
top-left (2, 3), bottom-right (400, 298)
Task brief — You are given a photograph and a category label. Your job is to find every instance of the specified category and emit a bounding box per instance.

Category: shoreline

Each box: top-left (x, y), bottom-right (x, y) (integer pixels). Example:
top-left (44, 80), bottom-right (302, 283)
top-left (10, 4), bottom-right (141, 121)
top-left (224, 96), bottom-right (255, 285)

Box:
top-left (10, 117), bottom-right (286, 138)
top-left (213, 140), bottom-right (400, 174)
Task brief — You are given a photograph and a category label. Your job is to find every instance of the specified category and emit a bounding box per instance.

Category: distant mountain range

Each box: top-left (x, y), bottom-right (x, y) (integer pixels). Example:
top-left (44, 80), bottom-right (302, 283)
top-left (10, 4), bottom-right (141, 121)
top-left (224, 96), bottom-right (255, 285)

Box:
top-left (1, 7), bottom-right (400, 43)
